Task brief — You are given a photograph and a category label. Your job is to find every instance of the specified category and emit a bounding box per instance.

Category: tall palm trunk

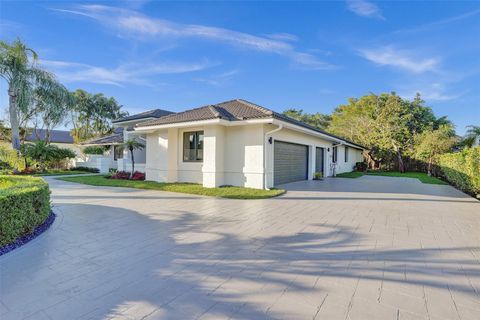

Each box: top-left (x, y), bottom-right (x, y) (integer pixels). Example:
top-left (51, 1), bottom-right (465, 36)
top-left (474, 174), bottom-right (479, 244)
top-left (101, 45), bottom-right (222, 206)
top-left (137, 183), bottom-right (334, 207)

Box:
top-left (130, 147), bottom-right (135, 177)
top-left (8, 85), bottom-right (21, 150)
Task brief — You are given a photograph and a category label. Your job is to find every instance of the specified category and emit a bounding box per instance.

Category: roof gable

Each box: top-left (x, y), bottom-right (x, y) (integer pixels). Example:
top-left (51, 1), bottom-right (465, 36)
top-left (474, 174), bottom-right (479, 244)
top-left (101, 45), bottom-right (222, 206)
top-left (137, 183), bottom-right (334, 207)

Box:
top-left (113, 108), bottom-right (174, 123)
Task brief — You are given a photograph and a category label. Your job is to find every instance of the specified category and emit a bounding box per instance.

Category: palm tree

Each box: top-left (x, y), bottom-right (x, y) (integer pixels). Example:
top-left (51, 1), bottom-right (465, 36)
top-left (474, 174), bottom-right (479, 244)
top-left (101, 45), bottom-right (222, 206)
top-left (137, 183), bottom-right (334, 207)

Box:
top-left (464, 125), bottom-right (480, 147)
top-left (0, 39), bottom-right (61, 150)
top-left (122, 138), bottom-right (145, 177)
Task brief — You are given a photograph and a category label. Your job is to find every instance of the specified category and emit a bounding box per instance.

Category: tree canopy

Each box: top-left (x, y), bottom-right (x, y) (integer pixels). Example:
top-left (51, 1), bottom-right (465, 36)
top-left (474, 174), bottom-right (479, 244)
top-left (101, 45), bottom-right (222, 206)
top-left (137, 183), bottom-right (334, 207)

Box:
top-left (282, 108), bottom-right (331, 130)
top-left (282, 92), bottom-right (457, 172)
top-left (0, 39), bottom-right (69, 149)
top-left (69, 89), bottom-right (127, 143)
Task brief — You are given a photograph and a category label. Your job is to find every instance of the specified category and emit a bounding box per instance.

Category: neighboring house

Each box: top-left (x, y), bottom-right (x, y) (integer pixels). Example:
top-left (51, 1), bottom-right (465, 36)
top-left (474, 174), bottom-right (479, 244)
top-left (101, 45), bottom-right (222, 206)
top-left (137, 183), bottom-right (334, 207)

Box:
top-left (25, 129), bottom-right (82, 159)
top-left (80, 108), bottom-right (174, 172)
top-left (134, 99), bottom-right (364, 189)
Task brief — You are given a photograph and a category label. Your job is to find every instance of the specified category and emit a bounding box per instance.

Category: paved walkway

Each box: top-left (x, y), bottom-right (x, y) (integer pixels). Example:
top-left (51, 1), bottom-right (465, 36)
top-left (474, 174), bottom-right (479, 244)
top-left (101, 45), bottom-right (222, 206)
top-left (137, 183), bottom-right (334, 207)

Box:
top-left (1, 176), bottom-right (479, 319)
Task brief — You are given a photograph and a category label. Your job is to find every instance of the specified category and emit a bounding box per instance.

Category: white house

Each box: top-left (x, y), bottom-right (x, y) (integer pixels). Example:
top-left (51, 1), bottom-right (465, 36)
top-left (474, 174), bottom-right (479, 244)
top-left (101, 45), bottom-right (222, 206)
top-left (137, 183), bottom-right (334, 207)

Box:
top-left (134, 99), bottom-right (364, 189)
top-left (79, 108), bottom-right (173, 173)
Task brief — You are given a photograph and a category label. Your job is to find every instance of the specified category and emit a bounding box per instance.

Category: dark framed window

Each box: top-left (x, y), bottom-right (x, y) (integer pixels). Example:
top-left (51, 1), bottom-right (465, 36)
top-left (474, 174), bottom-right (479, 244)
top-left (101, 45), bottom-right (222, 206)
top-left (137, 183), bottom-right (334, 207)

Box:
top-left (344, 146), bottom-right (349, 162)
top-left (332, 146), bottom-right (338, 163)
top-left (183, 131), bottom-right (204, 162)
top-left (114, 145), bottom-right (123, 160)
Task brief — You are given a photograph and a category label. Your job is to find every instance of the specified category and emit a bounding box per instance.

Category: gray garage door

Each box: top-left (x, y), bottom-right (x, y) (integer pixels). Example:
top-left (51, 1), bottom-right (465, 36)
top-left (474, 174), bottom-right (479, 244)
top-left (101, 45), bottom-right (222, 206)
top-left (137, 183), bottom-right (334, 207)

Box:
top-left (274, 141), bottom-right (308, 185)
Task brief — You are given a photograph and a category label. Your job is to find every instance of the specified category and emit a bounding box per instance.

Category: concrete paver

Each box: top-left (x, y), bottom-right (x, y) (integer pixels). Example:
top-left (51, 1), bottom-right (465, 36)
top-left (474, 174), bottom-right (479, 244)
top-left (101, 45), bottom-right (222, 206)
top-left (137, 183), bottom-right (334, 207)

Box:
top-left (0, 175), bottom-right (479, 319)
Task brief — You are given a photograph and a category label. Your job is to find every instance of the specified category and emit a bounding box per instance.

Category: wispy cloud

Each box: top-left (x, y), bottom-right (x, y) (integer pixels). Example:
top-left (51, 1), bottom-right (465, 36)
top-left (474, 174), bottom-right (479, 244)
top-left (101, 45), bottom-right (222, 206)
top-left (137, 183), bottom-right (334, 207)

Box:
top-left (53, 5), bottom-right (336, 70)
top-left (346, 0), bottom-right (384, 20)
top-left (195, 69), bottom-right (240, 86)
top-left (358, 46), bottom-right (439, 73)
top-left (399, 83), bottom-right (468, 102)
top-left (395, 9), bottom-right (480, 34)
top-left (41, 59), bottom-right (213, 86)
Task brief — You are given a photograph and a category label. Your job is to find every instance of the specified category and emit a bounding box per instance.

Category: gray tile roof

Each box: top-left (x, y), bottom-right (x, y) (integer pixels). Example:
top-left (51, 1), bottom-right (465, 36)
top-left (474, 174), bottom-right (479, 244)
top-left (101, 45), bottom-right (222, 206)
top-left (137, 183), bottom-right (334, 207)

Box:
top-left (136, 99), bottom-right (365, 149)
top-left (82, 132), bottom-right (123, 146)
top-left (25, 129), bottom-right (74, 144)
top-left (137, 99), bottom-right (272, 127)
top-left (113, 108), bottom-right (174, 123)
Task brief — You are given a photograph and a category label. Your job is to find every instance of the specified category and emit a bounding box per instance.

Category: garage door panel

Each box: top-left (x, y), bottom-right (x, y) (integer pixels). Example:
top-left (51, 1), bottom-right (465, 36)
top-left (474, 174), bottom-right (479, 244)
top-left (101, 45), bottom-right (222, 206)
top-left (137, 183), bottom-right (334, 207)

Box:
top-left (274, 141), bottom-right (308, 185)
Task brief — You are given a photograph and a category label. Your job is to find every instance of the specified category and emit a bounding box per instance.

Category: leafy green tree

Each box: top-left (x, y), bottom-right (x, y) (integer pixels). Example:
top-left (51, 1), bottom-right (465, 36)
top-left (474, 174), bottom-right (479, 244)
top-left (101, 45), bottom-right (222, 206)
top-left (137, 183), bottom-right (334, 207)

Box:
top-left (283, 108), bottom-right (331, 130)
top-left (34, 84), bottom-right (73, 143)
top-left (70, 89), bottom-right (127, 143)
top-left (0, 39), bottom-right (64, 150)
top-left (462, 125), bottom-right (480, 148)
top-left (415, 125), bottom-right (457, 175)
top-left (121, 138), bottom-right (144, 176)
top-left (328, 92), bottom-right (450, 172)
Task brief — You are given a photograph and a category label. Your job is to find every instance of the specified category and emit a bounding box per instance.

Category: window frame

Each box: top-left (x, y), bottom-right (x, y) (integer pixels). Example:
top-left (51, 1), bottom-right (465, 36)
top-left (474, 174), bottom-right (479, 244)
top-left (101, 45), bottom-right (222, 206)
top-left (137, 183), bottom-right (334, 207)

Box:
top-left (344, 146), bottom-right (349, 163)
top-left (183, 131), bottom-right (204, 162)
top-left (113, 145), bottom-right (123, 161)
top-left (332, 146), bottom-right (338, 163)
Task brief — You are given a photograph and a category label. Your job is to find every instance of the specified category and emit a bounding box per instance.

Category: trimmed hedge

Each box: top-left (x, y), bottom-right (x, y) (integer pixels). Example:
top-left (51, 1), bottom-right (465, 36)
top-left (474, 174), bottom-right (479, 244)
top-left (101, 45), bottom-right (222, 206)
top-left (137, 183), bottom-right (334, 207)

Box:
top-left (437, 147), bottom-right (480, 197)
top-left (0, 175), bottom-right (51, 246)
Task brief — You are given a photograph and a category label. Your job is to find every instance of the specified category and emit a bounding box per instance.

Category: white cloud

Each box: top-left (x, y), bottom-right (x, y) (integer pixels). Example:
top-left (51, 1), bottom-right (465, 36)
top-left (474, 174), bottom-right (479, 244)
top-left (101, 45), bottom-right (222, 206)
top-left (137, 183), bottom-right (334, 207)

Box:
top-left (395, 9), bottom-right (480, 34)
top-left (41, 59), bottom-right (213, 86)
top-left (358, 46), bottom-right (439, 73)
top-left (53, 5), bottom-right (336, 70)
top-left (194, 69), bottom-right (240, 86)
top-left (346, 0), bottom-right (384, 20)
top-left (399, 83), bottom-right (468, 102)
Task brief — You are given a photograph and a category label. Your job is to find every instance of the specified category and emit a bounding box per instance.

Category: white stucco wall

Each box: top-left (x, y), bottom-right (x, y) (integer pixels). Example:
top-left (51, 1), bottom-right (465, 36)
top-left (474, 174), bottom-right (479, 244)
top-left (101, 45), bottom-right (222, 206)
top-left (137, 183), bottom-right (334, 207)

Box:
top-left (333, 145), bottom-right (363, 175)
top-left (223, 124), bottom-right (265, 188)
top-left (145, 130), bottom-right (169, 181)
top-left (143, 122), bottom-right (364, 189)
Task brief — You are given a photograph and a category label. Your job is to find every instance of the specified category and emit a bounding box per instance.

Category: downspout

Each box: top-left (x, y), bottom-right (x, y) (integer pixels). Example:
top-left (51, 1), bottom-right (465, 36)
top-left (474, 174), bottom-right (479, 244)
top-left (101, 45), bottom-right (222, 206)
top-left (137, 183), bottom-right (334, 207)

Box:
top-left (263, 123), bottom-right (283, 189)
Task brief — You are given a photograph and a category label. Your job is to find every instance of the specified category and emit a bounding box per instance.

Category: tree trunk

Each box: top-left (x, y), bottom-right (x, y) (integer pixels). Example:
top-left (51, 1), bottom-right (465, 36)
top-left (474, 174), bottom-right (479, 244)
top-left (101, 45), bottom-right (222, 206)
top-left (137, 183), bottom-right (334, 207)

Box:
top-left (427, 158), bottom-right (432, 176)
top-left (8, 86), bottom-right (21, 150)
top-left (396, 150), bottom-right (405, 173)
top-left (130, 148), bottom-right (135, 178)
top-left (392, 141), bottom-right (405, 173)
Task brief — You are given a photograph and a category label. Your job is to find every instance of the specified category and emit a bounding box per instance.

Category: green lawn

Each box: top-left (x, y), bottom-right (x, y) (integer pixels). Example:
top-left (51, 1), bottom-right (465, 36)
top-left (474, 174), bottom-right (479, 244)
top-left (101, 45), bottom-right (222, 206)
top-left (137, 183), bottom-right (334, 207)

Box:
top-left (336, 171), bottom-right (447, 185)
top-left (57, 175), bottom-right (285, 199)
top-left (32, 170), bottom-right (93, 176)
top-left (335, 172), bottom-right (364, 178)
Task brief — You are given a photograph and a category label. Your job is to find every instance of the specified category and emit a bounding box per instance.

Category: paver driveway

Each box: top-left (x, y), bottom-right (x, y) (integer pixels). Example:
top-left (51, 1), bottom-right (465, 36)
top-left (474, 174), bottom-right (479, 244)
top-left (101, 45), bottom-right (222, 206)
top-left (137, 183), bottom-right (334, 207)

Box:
top-left (1, 176), bottom-right (479, 320)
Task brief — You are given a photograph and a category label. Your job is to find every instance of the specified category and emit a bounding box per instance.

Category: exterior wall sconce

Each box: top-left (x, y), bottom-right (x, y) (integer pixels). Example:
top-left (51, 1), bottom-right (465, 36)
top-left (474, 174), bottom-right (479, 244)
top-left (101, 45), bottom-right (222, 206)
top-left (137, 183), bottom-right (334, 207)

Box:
top-left (268, 137), bottom-right (273, 144)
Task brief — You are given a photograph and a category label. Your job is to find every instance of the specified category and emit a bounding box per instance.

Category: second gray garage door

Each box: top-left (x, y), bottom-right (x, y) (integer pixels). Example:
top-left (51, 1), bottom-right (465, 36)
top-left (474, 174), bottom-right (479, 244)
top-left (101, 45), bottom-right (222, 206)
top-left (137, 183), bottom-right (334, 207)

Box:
top-left (274, 141), bottom-right (308, 185)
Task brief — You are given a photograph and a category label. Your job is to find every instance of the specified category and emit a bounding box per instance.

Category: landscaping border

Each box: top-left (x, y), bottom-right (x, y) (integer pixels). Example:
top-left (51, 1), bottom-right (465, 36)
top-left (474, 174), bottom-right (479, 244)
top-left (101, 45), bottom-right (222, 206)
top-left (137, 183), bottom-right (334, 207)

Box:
top-left (0, 211), bottom-right (56, 256)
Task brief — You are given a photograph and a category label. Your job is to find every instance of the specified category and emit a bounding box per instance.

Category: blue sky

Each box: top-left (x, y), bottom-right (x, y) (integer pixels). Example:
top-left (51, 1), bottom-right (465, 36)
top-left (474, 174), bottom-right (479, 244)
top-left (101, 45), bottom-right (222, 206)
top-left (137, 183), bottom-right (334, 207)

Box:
top-left (1, 0), bottom-right (479, 135)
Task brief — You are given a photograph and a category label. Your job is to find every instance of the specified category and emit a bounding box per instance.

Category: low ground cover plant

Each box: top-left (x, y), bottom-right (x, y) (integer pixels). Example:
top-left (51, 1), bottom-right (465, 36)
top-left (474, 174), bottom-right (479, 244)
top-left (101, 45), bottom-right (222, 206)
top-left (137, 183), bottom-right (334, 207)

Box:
top-left (0, 175), bottom-right (51, 247)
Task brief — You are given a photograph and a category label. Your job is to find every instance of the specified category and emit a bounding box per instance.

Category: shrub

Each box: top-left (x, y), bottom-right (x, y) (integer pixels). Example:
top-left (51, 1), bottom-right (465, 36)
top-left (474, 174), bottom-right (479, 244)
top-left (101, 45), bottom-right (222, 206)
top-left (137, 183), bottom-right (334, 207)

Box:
top-left (131, 171), bottom-right (145, 180)
top-left (22, 141), bottom-right (76, 170)
top-left (313, 172), bottom-right (323, 180)
top-left (83, 146), bottom-right (105, 155)
top-left (355, 162), bottom-right (368, 172)
top-left (0, 175), bottom-right (51, 246)
top-left (110, 171), bottom-right (131, 179)
top-left (0, 145), bottom-right (25, 171)
top-left (109, 171), bottom-right (145, 180)
top-left (437, 146), bottom-right (480, 197)
top-left (71, 166), bottom-right (100, 173)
